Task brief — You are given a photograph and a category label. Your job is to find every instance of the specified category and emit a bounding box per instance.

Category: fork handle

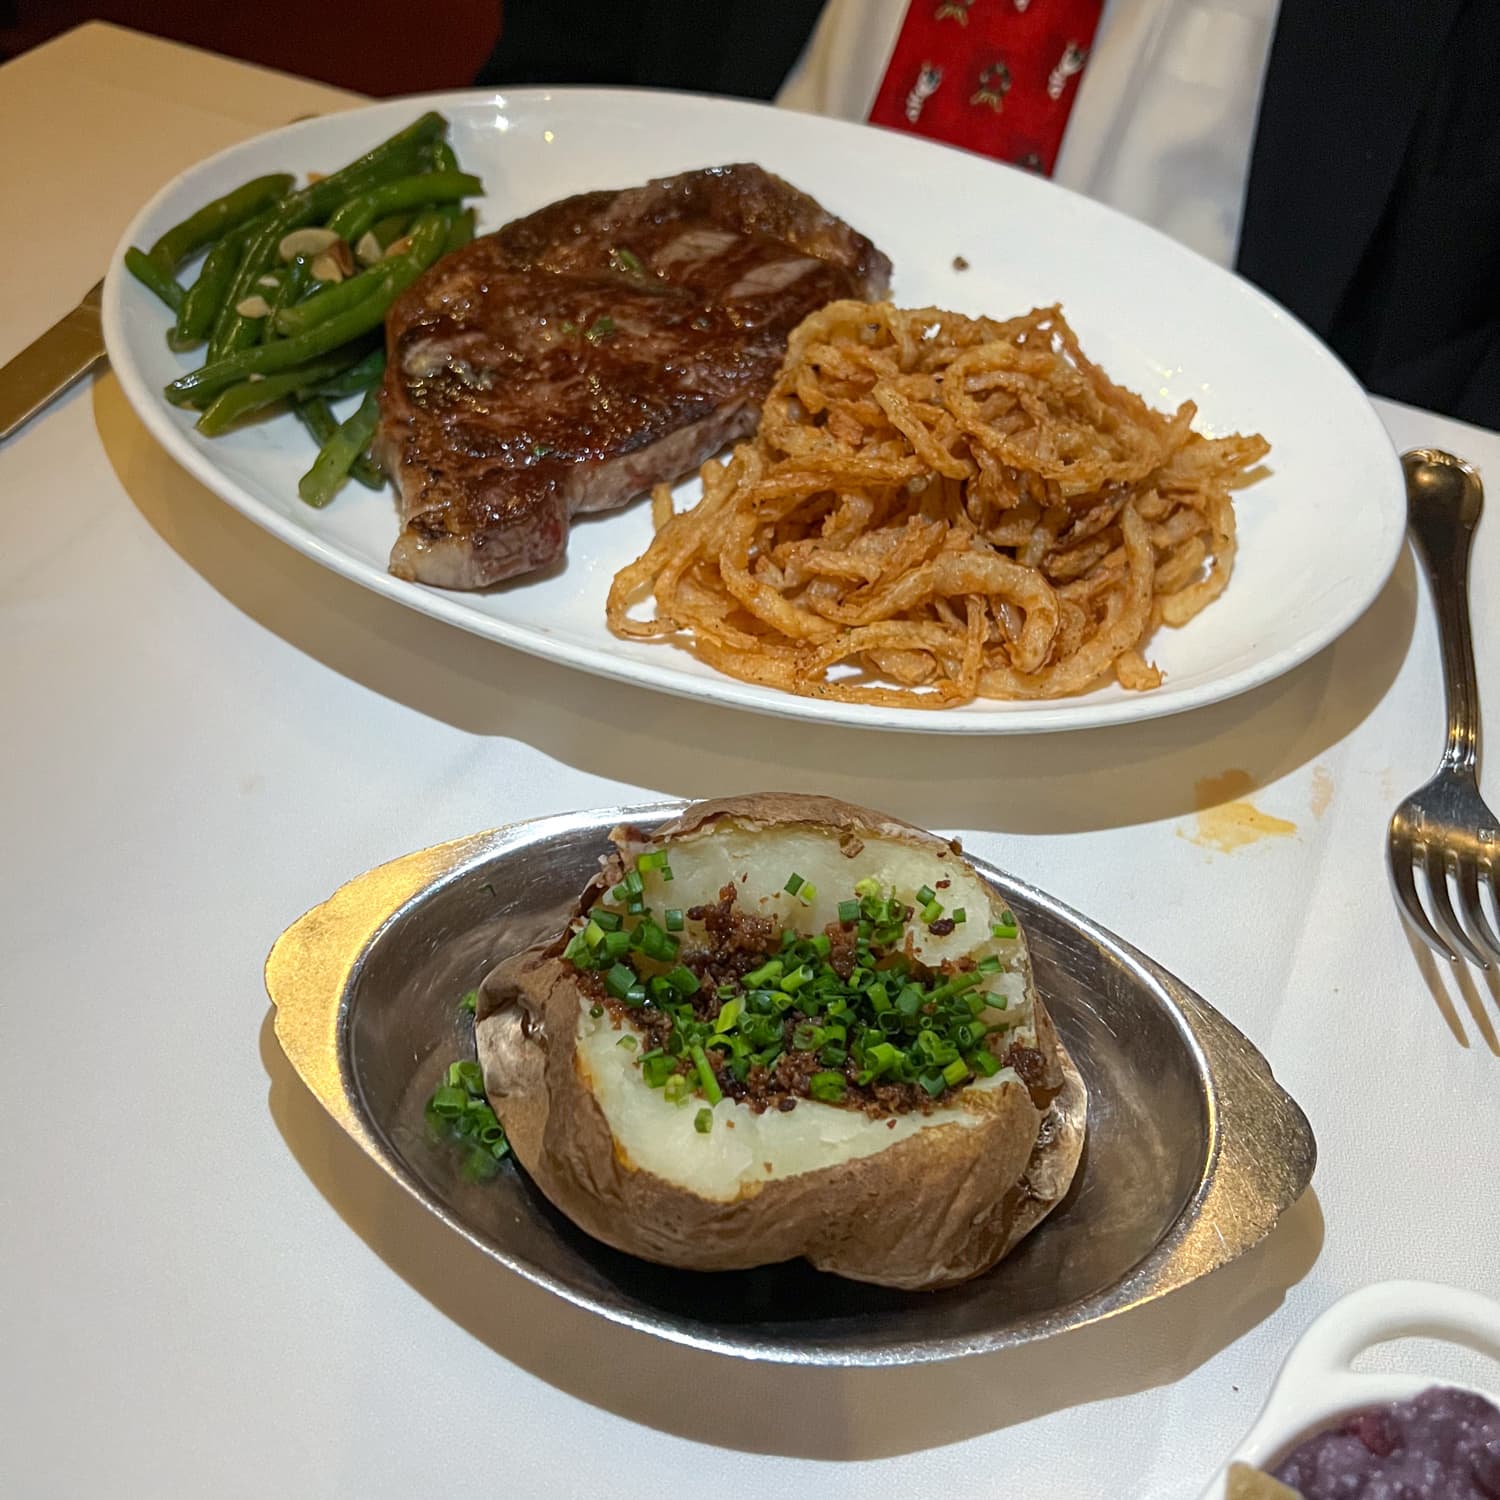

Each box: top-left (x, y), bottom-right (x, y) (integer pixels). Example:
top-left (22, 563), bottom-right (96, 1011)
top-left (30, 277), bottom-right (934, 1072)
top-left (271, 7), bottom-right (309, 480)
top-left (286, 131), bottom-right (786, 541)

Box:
top-left (1402, 449), bottom-right (1483, 775)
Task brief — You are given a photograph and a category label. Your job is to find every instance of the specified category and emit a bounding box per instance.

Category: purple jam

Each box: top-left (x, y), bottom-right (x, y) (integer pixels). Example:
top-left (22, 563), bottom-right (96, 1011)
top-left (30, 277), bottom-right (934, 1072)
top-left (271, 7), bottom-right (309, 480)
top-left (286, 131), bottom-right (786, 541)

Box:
top-left (1272, 1386), bottom-right (1500, 1498)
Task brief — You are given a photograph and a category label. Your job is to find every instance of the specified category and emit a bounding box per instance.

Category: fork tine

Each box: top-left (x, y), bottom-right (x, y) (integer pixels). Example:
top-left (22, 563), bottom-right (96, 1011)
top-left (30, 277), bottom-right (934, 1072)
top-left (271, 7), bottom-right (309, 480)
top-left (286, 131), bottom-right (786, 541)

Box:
top-left (1423, 846), bottom-right (1491, 969)
top-left (1389, 833), bottom-right (1459, 963)
top-left (1460, 857), bottom-right (1500, 964)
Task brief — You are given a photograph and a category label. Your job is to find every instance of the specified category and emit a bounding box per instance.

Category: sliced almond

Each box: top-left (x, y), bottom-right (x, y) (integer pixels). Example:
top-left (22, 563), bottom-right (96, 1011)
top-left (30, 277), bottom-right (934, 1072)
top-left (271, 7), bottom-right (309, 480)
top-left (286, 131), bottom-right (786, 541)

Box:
top-left (234, 294), bottom-right (273, 319)
top-left (278, 226), bottom-right (340, 262)
top-left (355, 231), bottom-right (383, 267)
top-left (383, 234), bottom-right (414, 261)
top-left (256, 274), bottom-right (281, 289)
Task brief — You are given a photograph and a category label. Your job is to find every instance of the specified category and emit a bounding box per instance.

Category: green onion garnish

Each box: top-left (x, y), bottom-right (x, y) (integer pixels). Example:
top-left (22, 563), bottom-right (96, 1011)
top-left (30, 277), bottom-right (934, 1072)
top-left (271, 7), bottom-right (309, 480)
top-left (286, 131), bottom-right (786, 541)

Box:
top-left (664, 1074), bottom-right (689, 1104)
top-left (742, 958), bottom-right (783, 988)
top-left (604, 963), bottom-right (637, 1000)
top-left (591, 908), bottom-right (622, 932)
top-left (854, 877), bottom-right (881, 899)
top-left (952, 908), bottom-right (967, 924)
top-left (784, 873), bottom-right (805, 896)
top-left (616, 1034), bottom-right (638, 1050)
top-left (583, 919), bottom-right (605, 949)
top-left (976, 954), bottom-right (1002, 974)
top-left (916, 885), bottom-right (936, 906)
top-left (799, 882), bottom-right (818, 904)
top-left (922, 899), bottom-right (943, 924)
top-left (714, 998), bottom-right (743, 1032)
top-left (971, 1050), bottom-right (1001, 1077)
top-left (837, 899), bottom-right (860, 924)
top-left (809, 1071), bottom-right (847, 1103)
top-left (690, 1044), bottom-right (723, 1105)
top-left (694, 1107), bottom-right (713, 1134)
top-left (664, 964), bottom-right (700, 996)
top-left (665, 908), bottom-right (684, 932)
top-left (458, 989), bottom-right (478, 1013)
top-left (942, 1058), bottom-right (969, 1087)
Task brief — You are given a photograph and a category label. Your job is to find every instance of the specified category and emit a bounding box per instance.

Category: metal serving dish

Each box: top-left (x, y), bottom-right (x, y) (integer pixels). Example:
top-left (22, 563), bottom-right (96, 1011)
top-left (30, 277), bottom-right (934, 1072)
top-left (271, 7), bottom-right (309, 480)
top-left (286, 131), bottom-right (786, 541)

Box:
top-left (266, 802), bottom-right (1316, 1366)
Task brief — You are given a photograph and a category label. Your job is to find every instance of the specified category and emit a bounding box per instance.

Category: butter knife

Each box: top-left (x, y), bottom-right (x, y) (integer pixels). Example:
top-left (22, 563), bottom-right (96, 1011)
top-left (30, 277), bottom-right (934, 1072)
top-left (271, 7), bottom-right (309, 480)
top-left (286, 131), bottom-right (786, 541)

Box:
top-left (0, 280), bottom-right (107, 443)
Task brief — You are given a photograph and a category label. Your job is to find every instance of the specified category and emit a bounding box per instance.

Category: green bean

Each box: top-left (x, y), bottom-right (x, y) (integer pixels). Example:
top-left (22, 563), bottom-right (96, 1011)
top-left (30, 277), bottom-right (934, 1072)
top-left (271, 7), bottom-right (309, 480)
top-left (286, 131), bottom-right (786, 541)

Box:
top-left (168, 212), bottom-right (449, 406)
top-left (147, 173), bottom-right (294, 271)
top-left (299, 389), bottom-right (381, 507)
top-left (306, 346), bottom-right (386, 398)
top-left (173, 209), bottom-right (273, 348)
top-left (369, 212), bottom-right (414, 249)
top-left (124, 246), bottom-right (186, 312)
top-left (325, 172), bottom-right (480, 243)
top-left (193, 347), bottom-right (370, 435)
top-left (291, 396), bottom-right (385, 490)
top-left (274, 264), bottom-right (386, 336)
top-left (207, 113), bottom-right (448, 359)
top-left (259, 259), bottom-right (306, 343)
top-left (442, 207), bottom-right (476, 256)
top-left (430, 139), bottom-right (459, 174)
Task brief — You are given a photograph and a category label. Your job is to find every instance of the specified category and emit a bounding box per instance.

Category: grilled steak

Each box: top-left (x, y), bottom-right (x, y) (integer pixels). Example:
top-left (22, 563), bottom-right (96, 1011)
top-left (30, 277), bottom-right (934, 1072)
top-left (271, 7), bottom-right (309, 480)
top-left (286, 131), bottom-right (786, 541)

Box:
top-left (375, 164), bottom-right (891, 589)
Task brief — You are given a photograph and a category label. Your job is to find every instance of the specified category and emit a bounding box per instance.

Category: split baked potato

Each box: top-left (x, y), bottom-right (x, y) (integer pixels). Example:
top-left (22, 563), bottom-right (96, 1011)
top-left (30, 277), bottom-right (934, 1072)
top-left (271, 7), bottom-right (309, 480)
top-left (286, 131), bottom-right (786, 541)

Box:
top-left (475, 794), bottom-right (1086, 1289)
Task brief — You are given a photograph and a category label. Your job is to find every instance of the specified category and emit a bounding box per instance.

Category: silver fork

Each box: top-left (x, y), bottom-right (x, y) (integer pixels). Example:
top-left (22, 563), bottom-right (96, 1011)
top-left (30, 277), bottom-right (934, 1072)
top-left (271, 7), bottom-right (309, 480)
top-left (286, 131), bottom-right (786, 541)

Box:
top-left (1388, 448), bottom-right (1500, 967)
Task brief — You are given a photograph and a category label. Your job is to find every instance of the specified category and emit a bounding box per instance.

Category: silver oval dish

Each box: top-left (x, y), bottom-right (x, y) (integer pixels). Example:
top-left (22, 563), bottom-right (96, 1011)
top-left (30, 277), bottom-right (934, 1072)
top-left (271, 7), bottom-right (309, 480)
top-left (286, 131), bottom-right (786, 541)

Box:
top-left (266, 802), bottom-right (1316, 1366)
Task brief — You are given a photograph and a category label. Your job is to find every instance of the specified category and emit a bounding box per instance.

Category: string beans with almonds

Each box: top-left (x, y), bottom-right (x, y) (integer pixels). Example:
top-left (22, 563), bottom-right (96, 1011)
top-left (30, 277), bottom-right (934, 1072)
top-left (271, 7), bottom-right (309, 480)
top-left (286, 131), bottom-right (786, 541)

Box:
top-left (207, 112), bottom-right (448, 358)
top-left (127, 112), bottom-right (480, 509)
top-left (166, 210), bottom-right (450, 407)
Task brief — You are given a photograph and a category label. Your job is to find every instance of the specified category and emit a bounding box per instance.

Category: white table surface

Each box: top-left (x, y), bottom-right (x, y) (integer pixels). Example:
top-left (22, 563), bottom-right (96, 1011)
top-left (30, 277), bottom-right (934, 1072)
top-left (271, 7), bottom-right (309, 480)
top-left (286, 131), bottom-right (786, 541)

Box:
top-left (3, 24), bottom-right (1498, 1500)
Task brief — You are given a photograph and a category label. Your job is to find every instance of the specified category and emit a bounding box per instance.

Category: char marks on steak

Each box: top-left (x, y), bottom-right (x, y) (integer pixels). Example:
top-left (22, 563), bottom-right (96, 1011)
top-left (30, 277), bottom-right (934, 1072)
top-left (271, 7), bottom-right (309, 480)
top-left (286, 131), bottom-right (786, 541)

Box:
top-left (374, 164), bottom-right (891, 589)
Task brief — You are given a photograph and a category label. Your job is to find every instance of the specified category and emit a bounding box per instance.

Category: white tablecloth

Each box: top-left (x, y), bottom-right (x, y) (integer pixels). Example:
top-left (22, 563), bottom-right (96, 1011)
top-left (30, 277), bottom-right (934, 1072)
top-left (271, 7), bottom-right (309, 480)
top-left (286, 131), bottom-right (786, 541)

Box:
top-left (3, 25), bottom-right (1497, 1500)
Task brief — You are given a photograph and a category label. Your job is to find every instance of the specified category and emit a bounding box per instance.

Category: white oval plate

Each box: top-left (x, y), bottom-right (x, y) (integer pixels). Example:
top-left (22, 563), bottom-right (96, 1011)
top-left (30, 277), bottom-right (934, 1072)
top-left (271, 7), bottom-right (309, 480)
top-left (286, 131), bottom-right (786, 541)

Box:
top-left (1199, 1280), bottom-right (1500, 1496)
top-left (102, 89), bottom-right (1406, 735)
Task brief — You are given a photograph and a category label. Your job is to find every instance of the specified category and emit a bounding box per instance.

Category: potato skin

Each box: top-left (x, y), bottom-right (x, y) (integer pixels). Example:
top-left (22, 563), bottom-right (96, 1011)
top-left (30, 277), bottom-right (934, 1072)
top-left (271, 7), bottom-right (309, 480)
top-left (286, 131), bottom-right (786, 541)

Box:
top-left (476, 794), bottom-right (1087, 1289)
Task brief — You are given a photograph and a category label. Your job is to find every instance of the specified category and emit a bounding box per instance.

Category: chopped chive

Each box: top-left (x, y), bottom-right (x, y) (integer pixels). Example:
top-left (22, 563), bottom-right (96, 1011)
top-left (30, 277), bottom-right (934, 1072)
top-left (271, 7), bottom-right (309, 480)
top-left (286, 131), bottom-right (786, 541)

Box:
top-left (604, 963), bottom-right (637, 1000)
top-left (921, 899), bottom-right (943, 924)
top-left (636, 850), bottom-right (669, 873)
top-left (952, 908), bottom-right (967, 924)
top-left (714, 998), bottom-right (743, 1032)
top-left (971, 1049), bottom-right (1001, 1077)
top-left (664, 1073), bottom-right (689, 1104)
top-left (942, 1058), bottom-right (969, 1087)
top-left (992, 921), bottom-right (1018, 940)
top-left (799, 882), bottom-right (818, 904)
top-left (784, 873), bottom-right (805, 896)
top-left (664, 908), bottom-right (684, 932)
top-left (976, 954), bottom-right (1002, 974)
top-left (665, 964), bottom-right (700, 996)
top-left (690, 1044), bottom-right (723, 1105)
top-left (837, 899), bottom-right (860, 924)
top-left (623, 868), bottom-right (644, 896)
top-left (616, 1034), bottom-right (638, 1050)
top-left (854, 878), bottom-right (881, 899)
top-left (742, 958), bottom-right (783, 988)
top-left (916, 885), bottom-right (936, 906)
top-left (694, 1107), bottom-right (713, 1134)
top-left (591, 908), bottom-right (622, 932)
top-left (583, 919), bottom-right (606, 949)
top-left (808, 1071), bottom-right (846, 1103)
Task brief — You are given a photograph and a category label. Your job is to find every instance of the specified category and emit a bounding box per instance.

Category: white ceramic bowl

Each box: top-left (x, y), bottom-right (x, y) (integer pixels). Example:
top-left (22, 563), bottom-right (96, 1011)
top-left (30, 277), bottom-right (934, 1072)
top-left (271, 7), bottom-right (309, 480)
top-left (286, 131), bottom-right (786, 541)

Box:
top-left (1200, 1280), bottom-right (1500, 1497)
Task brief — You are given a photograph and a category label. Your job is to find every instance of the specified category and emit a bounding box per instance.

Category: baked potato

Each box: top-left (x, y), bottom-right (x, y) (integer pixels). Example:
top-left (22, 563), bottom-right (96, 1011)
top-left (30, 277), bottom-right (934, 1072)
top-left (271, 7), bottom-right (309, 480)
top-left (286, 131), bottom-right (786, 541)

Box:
top-left (475, 794), bottom-right (1086, 1289)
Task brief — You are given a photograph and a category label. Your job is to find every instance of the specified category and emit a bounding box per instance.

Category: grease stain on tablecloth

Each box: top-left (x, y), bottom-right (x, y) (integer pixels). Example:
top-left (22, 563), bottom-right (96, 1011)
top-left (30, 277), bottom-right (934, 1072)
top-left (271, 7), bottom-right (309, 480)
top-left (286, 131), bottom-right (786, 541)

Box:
top-left (1310, 764), bottom-right (1334, 818)
top-left (1181, 769), bottom-right (1298, 853)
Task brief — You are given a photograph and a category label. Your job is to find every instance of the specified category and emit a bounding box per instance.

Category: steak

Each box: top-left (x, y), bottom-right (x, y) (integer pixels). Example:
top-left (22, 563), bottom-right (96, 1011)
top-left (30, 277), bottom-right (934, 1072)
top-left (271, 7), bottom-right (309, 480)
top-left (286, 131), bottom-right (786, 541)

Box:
top-left (375, 164), bottom-right (891, 589)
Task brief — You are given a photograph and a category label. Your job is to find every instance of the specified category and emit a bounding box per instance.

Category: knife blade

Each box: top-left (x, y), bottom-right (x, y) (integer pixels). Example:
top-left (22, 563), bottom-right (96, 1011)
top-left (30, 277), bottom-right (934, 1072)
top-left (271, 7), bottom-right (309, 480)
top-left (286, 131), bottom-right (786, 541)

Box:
top-left (0, 280), bottom-right (107, 443)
